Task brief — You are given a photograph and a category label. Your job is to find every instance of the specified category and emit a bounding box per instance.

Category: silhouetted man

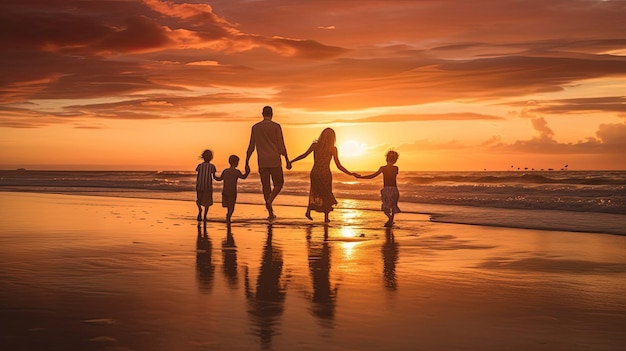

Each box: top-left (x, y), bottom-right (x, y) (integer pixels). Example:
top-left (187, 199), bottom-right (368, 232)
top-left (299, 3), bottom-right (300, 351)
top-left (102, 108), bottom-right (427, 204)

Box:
top-left (245, 106), bottom-right (291, 219)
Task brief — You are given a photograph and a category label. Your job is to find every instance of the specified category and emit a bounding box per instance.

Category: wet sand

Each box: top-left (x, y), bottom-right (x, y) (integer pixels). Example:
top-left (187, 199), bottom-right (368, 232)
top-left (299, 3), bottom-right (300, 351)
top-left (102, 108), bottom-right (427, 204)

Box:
top-left (1, 191), bottom-right (625, 351)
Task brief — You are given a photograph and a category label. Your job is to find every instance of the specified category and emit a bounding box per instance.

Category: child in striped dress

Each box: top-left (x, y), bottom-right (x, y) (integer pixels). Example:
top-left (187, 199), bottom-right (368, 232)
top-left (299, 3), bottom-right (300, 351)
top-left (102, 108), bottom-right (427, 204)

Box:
top-left (196, 149), bottom-right (219, 221)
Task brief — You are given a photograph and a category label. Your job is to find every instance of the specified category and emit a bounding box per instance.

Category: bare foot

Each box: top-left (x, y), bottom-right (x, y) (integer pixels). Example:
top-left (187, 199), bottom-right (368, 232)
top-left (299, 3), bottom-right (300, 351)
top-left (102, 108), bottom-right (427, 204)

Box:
top-left (265, 201), bottom-right (276, 220)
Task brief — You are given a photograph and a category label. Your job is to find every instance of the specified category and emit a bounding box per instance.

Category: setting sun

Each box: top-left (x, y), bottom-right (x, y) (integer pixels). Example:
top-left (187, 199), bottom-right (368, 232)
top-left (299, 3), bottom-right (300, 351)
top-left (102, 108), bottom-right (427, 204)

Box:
top-left (1, 1), bottom-right (625, 350)
top-left (1, 0), bottom-right (625, 171)
top-left (339, 140), bottom-right (367, 158)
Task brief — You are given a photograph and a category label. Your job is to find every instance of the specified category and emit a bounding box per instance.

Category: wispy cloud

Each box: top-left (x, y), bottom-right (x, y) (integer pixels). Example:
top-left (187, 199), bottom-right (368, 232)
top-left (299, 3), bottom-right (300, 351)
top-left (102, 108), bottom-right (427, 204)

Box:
top-left (2, 0), bottom-right (626, 169)
top-left (3, 1), bottom-right (626, 112)
top-left (286, 112), bottom-right (505, 125)
top-left (528, 96), bottom-right (626, 114)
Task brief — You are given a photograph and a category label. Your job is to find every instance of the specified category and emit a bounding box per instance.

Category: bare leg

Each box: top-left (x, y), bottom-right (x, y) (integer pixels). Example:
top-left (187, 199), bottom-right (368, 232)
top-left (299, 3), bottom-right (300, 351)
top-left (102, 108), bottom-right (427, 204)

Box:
top-left (266, 183), bottom-right (283, 205)
top-left (265, 202), bottom-right (275, 220)
top-left (196, 202), bottom-right (202, 221)
top-left (203, 206), bottom-right (208, 222)
top-left (384, 211), bottom-right (393, 227)
top-left (226, 205), bottom-right (234, 224)
top-left (259, 170), bottom-right (275, 219)
top-left (305, 205), bottom-right (312, 220)
top-left (268, 193), bottom-right (283, 220)
top-left (324, 211), bottom-right (330, 223)
top-left (266, 183), bottom-right (282, 219)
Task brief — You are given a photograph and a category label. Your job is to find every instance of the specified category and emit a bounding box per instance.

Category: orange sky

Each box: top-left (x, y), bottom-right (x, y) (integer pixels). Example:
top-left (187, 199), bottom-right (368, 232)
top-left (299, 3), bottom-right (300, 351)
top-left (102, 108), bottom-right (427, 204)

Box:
top-left (1, 0), bottom-right (626, 171)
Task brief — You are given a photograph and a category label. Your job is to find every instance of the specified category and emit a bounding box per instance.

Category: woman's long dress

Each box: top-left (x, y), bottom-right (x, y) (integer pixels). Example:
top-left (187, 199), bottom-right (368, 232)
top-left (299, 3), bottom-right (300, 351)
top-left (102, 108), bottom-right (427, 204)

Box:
top-left (308, 148), bottom-right (337, 213)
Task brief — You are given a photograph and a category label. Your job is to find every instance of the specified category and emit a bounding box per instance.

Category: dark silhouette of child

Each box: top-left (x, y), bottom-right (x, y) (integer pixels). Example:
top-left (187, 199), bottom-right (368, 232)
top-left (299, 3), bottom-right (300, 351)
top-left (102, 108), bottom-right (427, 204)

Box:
top-left (355, 150), bottom-right (401, 227)
top-left (216, 155), bottom-right (250, 223)
top-left (196, 149), bottom-right (219, 221)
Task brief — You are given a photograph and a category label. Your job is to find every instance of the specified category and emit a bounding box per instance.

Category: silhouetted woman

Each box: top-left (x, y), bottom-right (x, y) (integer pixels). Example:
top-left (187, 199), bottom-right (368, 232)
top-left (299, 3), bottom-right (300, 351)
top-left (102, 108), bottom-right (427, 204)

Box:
top-left (290, 128), bottom-right (356, 222)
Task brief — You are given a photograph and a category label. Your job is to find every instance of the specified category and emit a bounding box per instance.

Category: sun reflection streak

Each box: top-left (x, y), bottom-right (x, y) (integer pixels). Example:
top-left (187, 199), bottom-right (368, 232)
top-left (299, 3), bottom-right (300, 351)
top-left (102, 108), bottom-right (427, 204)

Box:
top-left (340, 227), bottom-right (358, 239)
top-left (341, 200), bottom-right (360, 209)
top-left (340, 241), bottom-right (360, 259)
top-left (339, 206), bottom-right (362, 226)
top-left (339, 227), bottom-right (362, 260)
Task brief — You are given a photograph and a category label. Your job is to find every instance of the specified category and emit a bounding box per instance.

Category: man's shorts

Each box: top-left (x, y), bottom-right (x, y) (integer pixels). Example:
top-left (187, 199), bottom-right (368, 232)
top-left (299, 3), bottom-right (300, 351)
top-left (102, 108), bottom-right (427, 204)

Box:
top-left (259, 167), bottom-right (284, 186)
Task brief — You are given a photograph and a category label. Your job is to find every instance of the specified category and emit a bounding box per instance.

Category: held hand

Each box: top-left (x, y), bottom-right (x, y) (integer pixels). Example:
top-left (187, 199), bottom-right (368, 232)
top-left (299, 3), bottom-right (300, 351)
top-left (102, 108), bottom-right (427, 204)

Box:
top-left (286, 160), bottom-right (292, 170)
top-left (245, 164), bottom-right (251, 173)
top-left (353, 173), bottom-right (362, 178)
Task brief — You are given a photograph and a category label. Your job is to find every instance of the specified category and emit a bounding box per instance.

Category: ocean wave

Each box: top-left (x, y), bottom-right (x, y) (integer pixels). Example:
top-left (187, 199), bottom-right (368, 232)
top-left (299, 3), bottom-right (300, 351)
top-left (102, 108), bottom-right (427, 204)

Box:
top-left (2, 170), bottom-right (625, 215)
top-left (154, 170), bottom-right (195, 178)
top-left (404, 172), bottom-right (626, 186)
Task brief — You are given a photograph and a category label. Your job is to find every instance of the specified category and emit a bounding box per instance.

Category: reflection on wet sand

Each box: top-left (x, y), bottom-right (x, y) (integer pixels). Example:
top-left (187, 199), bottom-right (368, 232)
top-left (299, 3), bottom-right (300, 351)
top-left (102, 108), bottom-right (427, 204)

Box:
top-left (3, 193), bottom-right (626, 351)
top-left (306, 225), bottom-right (338, 328)
top-left (196, 222), bottom-right (214, 293)
top-left (245, 224), bottom-right (287, 349)
top-left (382, 227), bottom-right (399, 291)
top-left (222, 223), bottom-right (238, 289)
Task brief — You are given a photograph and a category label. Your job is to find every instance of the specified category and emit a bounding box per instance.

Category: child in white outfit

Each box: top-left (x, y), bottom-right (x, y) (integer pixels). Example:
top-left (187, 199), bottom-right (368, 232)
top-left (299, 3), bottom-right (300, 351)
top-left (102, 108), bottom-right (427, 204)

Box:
top-left (355, 150), bottom-right (401, 227)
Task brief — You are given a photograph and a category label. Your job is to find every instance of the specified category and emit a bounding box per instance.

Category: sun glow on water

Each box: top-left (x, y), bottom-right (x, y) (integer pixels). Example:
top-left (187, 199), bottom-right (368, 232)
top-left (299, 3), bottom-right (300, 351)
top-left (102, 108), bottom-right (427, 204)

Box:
top-left (339, 209), bottom-right (361, 225)
top-left (340, 227), bottom-right (358, 239)
top-left (340, 241), bottom-right (361, 260)
top-left (339, 227), bottom-right (364, 259)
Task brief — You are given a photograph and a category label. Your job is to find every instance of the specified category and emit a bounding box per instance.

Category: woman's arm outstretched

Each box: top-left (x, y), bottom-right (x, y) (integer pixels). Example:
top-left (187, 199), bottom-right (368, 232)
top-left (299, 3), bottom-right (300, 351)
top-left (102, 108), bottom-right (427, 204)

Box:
top-left (290, 143), bottom-right (316, 164)
top-left (332, 147), bottom-right (355, 176)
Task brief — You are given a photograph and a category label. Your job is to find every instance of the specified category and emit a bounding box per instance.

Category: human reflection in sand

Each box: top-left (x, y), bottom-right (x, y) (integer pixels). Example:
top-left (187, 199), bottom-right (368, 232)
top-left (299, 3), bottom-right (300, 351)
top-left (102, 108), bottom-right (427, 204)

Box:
top-left (222, 223), bottom-right (238, 290)
top-left (244, 224), bottom-right (287, 349)
top-left (196, 222), bottom-right (214, 293)
top-left (382, 227), bottom-right (399, 291)
top-left (306, 225), bottom-right (338, 328)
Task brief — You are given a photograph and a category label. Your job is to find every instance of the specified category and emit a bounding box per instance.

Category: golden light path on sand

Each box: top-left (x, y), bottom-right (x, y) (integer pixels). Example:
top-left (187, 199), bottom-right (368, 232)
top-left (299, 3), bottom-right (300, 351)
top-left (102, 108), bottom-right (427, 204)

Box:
top-left (1, 191), bottom-right (625, 351)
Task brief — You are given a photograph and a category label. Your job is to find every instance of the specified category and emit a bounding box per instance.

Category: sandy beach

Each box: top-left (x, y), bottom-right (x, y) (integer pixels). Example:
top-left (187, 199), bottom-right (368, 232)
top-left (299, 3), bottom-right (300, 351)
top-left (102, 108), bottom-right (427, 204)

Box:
top-left (1, 191), bottom-right (625, 351)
